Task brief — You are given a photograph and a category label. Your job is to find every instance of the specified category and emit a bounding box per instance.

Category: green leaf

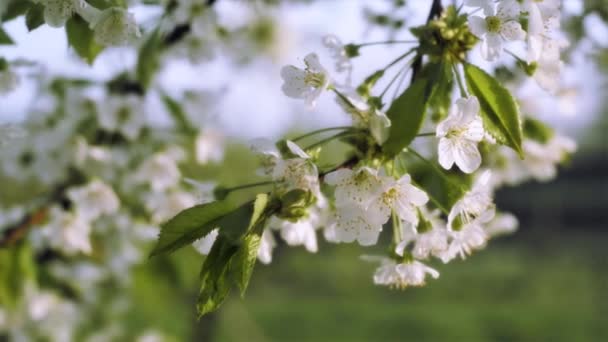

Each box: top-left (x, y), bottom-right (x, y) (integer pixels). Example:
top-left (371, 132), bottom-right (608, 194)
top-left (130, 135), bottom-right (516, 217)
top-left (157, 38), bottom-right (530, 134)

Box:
top-left (137, 28), bottom-right (164, 90)
top-left (0, 242), bottom-right (36, 309)
top-left (383, 62), bottom-right (446, 157)
top-left (2, 1), bottom-right (33, 22)
top-left (66, 16), bottom-right (104, 65)
top-left (229, 233), bottom-right (262, 297)
top-left (25, 4), bottom-right (45, 32)
top-left (197, 235), bottom-right (239, 317)
top-left (523, 117), bottom-right (554, 144)
top-left (464, 63), bottom-right (523, 156)
top-left (150, 200), bottom-right (236, 257)
top-left (161, 94), bottom-right (196, 135)
top-left (0, 27), bottom-right (14, 45)
top-left (403, 152), bottom-right (470, 213)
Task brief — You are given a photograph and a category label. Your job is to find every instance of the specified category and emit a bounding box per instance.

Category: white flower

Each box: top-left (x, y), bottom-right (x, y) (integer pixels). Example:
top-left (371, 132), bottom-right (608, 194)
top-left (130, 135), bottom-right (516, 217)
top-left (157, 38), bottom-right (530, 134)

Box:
top-left (145, 191), bottom-right (197, 224)
top-left (0, 124), bottom-right (25, 145)
top-left (439, 223), bottom-right (488, 263)
top-left (0, 66), bottom-right (19, 95)
top-left (330, 205), bottom-right (385, 246)
top-left (254, 139), bottom-right (321, 196)
top-left (363, 256), bottom-right (439, 288)
top-left (464, 0), bottom-right (494, 15)
top-left (522, 134), bottom-right (576, 181)
top-left (192, 229), bottom-right (219, 255)
top-left (448, 171), bottom-right (496, 230)
top-left (257, 229), bottom-right (276, 264)
top-left (184, 178), bottom-right (216, 204)
top-left (468, 0), bottom-right (526, 61)
top-left (524, 0), bottom-right (561, 62)
top-left (28, 292), bottom-right (59, 321)
top-left (67, 180), bottom-right (119, 221)
top-left (281, 53), bottom-right (331, 108)
top-left (134, 150), bottom-right (182, 192)
top-left (367, 174), bottom-right (429, 226)
top-left (396, 209), bottom-right (450, 260)
top-left (322, 34), bottom-right (352, 84)
top-left (485, 212), bottom-right (518, 237)
top-left (41, 206), bottom-right (93, 255)
top-left (97, 95), bottom-right (146, 140)
top-left (533, 38), bottom-right (568, 94)
top-left (271, 216), bottom-right (318, 253)
top-left (436, 96), bottom-right (485, 173)
top-left (91, 7), bottom-right (141, 46)
top-left (195, 129), bottom-right (224, 164)
top-left (325, 167), bottom-right (382, 210)
top-left (37, 0), bottom-right (85, 27)
top-left (335, 90), bottom-right (391, 145)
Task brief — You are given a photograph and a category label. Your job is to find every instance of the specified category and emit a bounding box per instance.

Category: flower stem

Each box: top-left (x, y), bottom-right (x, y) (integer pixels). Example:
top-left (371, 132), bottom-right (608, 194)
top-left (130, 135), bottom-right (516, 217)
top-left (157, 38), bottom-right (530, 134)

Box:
top-left (453, 64), bottom-right (468, 98)
top-left (356, 40), bottom-right (418, 48)
top-left (382, 47), bottom-right (417, 71)
top-left (416, 132), bottom-right (435, 137)
top-left (304, 130), bottom-right (364, 151)
top-left (222, 181), bottom-right (275, 194)
top-left (291, 126), bottom-right (356, 142)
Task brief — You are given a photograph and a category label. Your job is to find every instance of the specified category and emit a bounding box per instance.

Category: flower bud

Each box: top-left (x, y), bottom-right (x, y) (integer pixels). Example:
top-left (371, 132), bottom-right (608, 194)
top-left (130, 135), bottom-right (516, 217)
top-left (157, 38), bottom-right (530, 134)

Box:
top-left (92, 8), bottom-right (141, 46)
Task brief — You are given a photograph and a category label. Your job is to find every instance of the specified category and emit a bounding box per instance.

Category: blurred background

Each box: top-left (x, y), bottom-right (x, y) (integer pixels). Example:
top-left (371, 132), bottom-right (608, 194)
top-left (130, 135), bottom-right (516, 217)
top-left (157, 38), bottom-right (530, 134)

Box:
top-left (1, 0), bottom-right (607, 341)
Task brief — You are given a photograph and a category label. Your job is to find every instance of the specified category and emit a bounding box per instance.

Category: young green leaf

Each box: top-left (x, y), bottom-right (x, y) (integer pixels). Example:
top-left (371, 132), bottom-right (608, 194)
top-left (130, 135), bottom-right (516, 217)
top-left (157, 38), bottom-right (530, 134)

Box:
top-left (0, 27), bottom-right (14, 45)
top-left (523, 117), bottom-right (554, 144)
top-left (161, 94), bottom-right (197, 135)
top-left (464, 63), bottom-right (523, 156)
top-left (230, 233), bottom-right (262, 297)
top-left (197, 235), bottom-right (239, 317)
top-left (137, 28), bottom-right (164, 90)
top-left (66, 16), bottom-right (104, 65)
top-left (150, 200), bottom-right (236, 257)
top-left (2, 1), bottom-right (32, 22)
top-left (383, 62), bottom-right (447, 157)
top-left (25, 4), bottom-right (45, 32)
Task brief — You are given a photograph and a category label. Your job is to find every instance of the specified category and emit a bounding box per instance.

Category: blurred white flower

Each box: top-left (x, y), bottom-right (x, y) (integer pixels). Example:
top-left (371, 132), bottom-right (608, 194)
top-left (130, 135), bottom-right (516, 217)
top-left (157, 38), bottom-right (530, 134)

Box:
top-left (363, 256), bottom-right (439, 288)
top-left (439, 223), bottom-right (488, 263)
top-left (257, 229), bottom-right (276, 264)
top-left (134, 150), bottom-right (182, 192)
top-left (437, 96), bottom-right (485, 174)
top-left (485, 212), bottom-right (519, 237)
top-left (195, 129), bottom-right (224, 164)
top-left (36, 0), bottom-right (85, 28)
top-left (448, 171), bottom-right (496, 230)
top-left (145, 191), bottom-right (197, 224)
top-left (41, 207), bottom-right (93, 255)
top-left (97, 95), bottom-right (146, 140)
top-left (468, 0), bottom-right (526, 61)
top-left (91, 7), bottom-right (141, 46)
top-left (281, 53), bottom-right (331, 108)
top-left (322, 34), bottom-right (352, 84)
top-left (67, 180), bottom-right (120, 221)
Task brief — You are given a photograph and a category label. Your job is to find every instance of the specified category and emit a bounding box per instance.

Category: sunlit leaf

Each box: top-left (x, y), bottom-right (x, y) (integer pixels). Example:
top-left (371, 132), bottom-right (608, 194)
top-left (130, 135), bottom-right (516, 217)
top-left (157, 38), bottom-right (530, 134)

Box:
top-left (66, 16), bottom-right (104, 64)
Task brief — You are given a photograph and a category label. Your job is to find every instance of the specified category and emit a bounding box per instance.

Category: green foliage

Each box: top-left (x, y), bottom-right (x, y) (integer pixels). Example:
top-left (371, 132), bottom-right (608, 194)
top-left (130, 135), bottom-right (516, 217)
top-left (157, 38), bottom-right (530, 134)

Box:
top-left (161, 93), bottom-right (197, 135)
top-left (464, 63), bottom-right (523, 156)
top-left (523, 117), bottom-right (554, 144)
top-left (150, 200), bottom-right (238, 257)
top-left (0, 27), bottom-right (14, 45)
top-left (197, 194), bottom-right (272, 316)
top-left (0, 242), bottom-right (36, 309)
top-left (1, 1), bottom-right (33, 22)
top-left (137, 28), bottom-right (164, 90)
top-left (66, 16), bottom-right (104, 65)
top-left (25, 4), bottom-right (45, 32)
top-left (403, 152), bottom-right (470, 213)
top-left (383, 62), bottom-right (449, 157)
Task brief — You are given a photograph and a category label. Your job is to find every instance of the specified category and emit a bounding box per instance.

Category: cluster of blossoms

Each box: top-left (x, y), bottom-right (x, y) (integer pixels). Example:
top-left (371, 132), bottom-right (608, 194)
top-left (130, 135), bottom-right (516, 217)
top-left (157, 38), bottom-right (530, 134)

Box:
top-left (465, 0), bottom-right (565, 93)
top-left (0, 0), bottom-right (585, 332)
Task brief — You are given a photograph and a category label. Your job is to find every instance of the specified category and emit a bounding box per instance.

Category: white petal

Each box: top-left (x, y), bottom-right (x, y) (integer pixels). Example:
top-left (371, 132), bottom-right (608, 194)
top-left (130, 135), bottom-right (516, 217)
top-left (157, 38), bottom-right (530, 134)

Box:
top-left (280, 66), bottom-right (309, 99)
top-left (454, 140), bottom-right (482, 174)
top-left (438, 138), bottom-right (456, 170)
top-left (501, 21), bottom-right (526, 41)
top-left (285, 140), bottom-right (310, 158)
top-left (468, 16), bottom-right (488, 37)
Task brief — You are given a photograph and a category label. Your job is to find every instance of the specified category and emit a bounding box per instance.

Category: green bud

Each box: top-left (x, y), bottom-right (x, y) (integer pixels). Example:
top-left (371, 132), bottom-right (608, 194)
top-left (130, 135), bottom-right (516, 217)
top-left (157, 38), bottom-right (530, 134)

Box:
top-left (277, 189), bottom-right (315, 220)
top-left (344, 44), bottom-right (360, 58)
top-left (451, 215), bottom-right (464, 231)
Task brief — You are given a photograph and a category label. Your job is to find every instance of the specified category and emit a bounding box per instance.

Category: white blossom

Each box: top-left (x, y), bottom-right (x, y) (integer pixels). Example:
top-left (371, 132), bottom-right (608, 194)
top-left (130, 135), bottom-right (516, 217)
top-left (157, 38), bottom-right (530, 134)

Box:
top-left (134, 150), bottom-right (182, 192)
top-left (485, 212), bottom-right (519, 237)
top-left (271, 216), bottom-right (318, 253)
top-left (192, 229), bottom-right (219, 255)
top-left (195, 129), bottom-right (224, 164)
top-left (524, 0), bottom-right (561, 62)
top-left (522, 134), bottom-right (576, 181)
top-left (448, 171), bottom-right (496, 230)
top-left (145, 191), bottom-right (197, 224)
top-left (468, 0), bottom-right (526, 61)
top-left (257, 229), bottom-right (276, 264)
top-left (335, 90), bottom-right (391, 145)
top-left (37, 0), bottom-right (85, 28)
top-left (97, 95), bottom-right (146, 140)
top-left (436, 96), bottom-right (485, 174)
top-left (281, 53), bottom-right (331, 108)
top-left (439, 223), bottom-right (488, 263)
top-left (367, 174), bottom-right (429, 226)
top-left (533, 38), bottom-right (568, 94)
top-left (322, 34), bottom-right (352, 84)
top-left (0, 124), bottom-right (25, 145)
top-left (363, 256), bottom-right (439, 288)
top-left (91, 7), bottom-right (141, 46)
top-left (396, 209), bottom-right (450, 260)
top-left (67, 180), bottom-right (120, 221)
top-left (40, 207), bottom-right (93, 255)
